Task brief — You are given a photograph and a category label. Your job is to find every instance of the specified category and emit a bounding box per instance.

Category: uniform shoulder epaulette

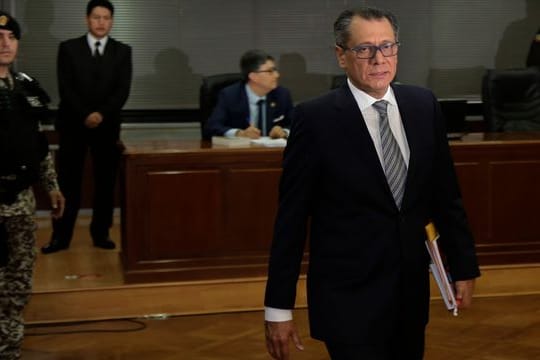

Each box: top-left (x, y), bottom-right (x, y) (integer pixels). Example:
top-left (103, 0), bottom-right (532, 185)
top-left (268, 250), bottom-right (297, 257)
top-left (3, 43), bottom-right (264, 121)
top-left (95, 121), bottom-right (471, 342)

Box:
top-left (14, 71), bottom-right (35, 83)
top-left (14, 72), bottom-right (51, 105)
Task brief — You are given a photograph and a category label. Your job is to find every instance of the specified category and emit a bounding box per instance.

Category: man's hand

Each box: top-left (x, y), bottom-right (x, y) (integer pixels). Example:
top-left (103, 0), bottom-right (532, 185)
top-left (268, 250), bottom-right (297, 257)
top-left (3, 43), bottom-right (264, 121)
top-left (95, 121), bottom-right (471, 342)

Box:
top-left (49, 190), bottom-right (65, 219)
top-left (236, 126), bottom-right (261, 139)
top-left (454, 279), bottom-right (475, 308)
top-left (269, 126), bottom-right (287, 139)
top-left (84, 112), bottom-right (103, 128)
top-left (265, 320), bottom-right (304, 360)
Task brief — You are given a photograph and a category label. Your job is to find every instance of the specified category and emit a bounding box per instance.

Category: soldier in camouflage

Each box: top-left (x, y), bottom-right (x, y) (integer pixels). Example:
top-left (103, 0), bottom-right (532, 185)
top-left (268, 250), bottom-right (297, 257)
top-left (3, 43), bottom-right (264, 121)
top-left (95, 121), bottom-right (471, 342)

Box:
top-left (0, 11), bottom-right (65, 359)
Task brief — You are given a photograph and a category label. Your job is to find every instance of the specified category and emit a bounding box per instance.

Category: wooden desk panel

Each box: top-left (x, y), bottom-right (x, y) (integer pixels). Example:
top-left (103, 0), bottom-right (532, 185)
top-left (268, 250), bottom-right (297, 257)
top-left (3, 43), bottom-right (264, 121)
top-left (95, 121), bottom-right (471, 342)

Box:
top-left (120, 141), bottom-right (284, 282)
top-left (121, 134), bottom-right (540, 283)
top-left (451, 132), bottom-right (540, 265)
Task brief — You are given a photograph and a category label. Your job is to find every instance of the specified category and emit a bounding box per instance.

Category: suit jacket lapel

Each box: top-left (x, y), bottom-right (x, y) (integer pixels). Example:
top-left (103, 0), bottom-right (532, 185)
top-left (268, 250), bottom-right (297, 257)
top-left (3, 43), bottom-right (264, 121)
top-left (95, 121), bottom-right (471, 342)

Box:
top-left (239, 85), bottom-right (251, 127)
top-left (392, 84), bottom-right (421, 210)
top-left (101, 38), bottom-right (116, 63)
top-left (333, 86), bottom-right (391, 198)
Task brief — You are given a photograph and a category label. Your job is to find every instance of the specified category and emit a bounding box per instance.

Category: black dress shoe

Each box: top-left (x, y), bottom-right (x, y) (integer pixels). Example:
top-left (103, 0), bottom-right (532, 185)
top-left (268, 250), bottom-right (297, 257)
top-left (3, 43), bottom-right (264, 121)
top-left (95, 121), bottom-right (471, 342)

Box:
top-left (41, 240), bottom-right (69, 254)
top-left (93, 238), bottom-right (116, 250)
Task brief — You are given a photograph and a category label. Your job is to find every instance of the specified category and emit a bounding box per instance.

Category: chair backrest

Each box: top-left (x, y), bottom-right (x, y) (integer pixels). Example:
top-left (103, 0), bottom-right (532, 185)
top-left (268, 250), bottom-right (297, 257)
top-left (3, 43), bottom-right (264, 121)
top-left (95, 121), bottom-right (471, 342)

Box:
top-left (199, 73), bottom-right (242, 139)
top-left (482, 68), bottom-right (540, 132)
top-left (438, 99), bottom-right (467, 133)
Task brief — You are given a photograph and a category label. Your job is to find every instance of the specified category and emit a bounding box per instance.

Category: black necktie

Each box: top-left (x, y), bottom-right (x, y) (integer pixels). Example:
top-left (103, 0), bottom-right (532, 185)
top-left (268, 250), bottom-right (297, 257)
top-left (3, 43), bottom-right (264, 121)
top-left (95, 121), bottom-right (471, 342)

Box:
top-left (94, 41), bottom-right (102, 58)
top-left (373, 100), bottom-right (407, 208)
top-left (257, 99), bottom-right (266, 136)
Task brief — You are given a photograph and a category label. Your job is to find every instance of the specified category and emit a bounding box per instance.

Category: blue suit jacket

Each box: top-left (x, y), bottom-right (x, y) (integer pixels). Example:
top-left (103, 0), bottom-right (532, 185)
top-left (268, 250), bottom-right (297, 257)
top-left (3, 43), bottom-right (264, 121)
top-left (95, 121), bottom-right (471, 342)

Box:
top-left (264, 83), bottom-right (480, 344)
top-left (204, 81), bottom-right (293, 138)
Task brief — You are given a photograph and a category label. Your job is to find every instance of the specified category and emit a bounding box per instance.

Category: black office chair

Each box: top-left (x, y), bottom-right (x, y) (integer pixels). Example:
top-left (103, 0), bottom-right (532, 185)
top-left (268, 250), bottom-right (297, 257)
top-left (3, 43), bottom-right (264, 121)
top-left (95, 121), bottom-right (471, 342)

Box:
top-left (199, 73), bottom-right (242, 140)
top-left (482, 68), bottom-right (540, 132)
top-left (438, 99), bottom-right (467, 133)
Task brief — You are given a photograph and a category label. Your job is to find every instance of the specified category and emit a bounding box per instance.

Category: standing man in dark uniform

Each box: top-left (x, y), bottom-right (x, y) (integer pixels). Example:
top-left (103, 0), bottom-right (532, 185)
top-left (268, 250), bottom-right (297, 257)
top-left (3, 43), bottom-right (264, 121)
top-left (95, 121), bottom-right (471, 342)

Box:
top-left (264, 7), bottom-right (480, 359)
top-left (42, 0), bottom-right (132, 253)
top-left (0, 11), bottom-right (65, 359)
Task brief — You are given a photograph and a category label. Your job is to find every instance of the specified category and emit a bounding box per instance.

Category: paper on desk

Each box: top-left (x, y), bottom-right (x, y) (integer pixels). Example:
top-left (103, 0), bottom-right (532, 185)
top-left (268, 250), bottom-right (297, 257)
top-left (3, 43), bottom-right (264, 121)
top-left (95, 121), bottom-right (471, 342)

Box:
top-left (250, 137), bottom-right (287, 147)
top-left (425, 222), bottom-right (459, 316)
top-left (211, 136), bottom-right (251, 147)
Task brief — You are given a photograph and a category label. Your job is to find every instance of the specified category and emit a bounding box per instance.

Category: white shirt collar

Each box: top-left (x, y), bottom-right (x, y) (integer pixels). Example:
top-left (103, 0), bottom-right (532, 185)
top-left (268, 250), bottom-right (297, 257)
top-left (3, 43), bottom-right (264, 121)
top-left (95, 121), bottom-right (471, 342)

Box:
top-left (245, 83), bottom-right (266, 104)
top-left (346, 78), bottom-right (397, 111)
top-left (87, 33), bottom-right (109, 52)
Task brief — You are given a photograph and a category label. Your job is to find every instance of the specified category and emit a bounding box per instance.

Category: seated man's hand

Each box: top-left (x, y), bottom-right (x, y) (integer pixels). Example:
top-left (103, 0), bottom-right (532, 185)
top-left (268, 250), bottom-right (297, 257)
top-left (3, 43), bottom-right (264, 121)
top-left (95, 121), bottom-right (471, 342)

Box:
top-left (237, 126), bottom-right (261, 139)
top-left (269, 126), bottom-right (287, 139)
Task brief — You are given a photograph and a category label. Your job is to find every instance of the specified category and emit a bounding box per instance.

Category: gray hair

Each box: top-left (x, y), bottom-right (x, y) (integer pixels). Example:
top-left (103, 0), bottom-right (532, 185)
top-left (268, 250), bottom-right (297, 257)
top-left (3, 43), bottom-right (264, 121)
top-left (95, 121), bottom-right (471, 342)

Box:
top-left (334, 7), bottom-right (399, 48)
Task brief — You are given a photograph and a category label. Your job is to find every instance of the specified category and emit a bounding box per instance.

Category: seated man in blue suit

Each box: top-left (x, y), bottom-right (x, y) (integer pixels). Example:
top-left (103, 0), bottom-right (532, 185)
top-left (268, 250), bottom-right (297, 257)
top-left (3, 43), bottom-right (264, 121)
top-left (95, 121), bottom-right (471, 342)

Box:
top-left (204, 49), bottom-right (293, 139)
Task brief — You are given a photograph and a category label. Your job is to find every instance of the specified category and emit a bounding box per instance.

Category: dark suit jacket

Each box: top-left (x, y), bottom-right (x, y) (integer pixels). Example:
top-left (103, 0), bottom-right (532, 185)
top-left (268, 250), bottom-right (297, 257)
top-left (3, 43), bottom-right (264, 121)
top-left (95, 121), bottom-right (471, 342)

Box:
top-left (56, 35), bottom-right (132, 138)
top-left (203, 81), bottom-right (293, 138)
top-left (264, 83), bottom-right (480, 345)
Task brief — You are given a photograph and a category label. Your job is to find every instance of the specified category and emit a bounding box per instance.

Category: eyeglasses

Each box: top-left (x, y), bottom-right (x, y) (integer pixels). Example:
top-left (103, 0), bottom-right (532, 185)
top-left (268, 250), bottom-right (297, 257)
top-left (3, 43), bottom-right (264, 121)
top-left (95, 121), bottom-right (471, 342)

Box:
top-left (339, 42), bottom-right (400, 59)
top-left (254, 67), bottom-right (279, 74)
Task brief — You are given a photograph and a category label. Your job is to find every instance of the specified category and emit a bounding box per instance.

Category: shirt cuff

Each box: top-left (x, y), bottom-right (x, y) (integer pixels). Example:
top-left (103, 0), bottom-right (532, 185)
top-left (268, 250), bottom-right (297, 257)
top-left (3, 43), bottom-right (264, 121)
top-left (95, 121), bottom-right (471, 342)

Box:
top-left (225, 128), bottom-right (239, 138)
top-left (264, 307), bottom-right (293, 322)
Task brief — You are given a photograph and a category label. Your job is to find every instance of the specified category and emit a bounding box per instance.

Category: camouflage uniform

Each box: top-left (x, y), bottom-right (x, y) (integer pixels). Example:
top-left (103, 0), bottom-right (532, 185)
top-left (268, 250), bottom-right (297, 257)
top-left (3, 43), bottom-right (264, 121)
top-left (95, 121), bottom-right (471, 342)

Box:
top-left (0, 72), bottom-right (59, 359)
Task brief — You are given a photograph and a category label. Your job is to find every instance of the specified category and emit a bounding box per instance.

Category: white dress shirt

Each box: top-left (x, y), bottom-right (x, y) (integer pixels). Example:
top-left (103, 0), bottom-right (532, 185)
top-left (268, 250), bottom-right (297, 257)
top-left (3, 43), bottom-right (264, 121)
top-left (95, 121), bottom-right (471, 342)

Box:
top-left (87, 33), bottom-right (109, 56)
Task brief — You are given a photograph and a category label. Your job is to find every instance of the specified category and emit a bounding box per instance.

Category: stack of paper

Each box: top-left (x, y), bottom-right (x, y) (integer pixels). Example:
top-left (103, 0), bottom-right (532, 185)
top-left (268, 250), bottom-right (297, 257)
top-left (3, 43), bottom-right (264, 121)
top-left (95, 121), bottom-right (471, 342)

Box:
top-left (425, 222), bottom-right (459, 316)
top-left (250, 137), bottom-right (287, 147)
top-left (211, 136), bottom-right (251, 147)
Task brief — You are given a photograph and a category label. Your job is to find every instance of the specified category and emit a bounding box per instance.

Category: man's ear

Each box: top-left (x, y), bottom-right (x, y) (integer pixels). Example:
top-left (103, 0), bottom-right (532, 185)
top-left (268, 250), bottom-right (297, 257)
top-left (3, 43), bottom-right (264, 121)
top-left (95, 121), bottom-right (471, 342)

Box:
top-left (335, 45), bottom-right (346, 69)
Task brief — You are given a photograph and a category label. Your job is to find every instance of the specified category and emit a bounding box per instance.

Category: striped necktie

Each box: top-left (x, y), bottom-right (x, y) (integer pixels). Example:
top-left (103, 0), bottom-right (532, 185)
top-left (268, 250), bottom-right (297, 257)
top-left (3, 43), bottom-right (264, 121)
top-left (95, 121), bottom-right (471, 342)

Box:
top-left (373, 100), bottom-right (407, 208)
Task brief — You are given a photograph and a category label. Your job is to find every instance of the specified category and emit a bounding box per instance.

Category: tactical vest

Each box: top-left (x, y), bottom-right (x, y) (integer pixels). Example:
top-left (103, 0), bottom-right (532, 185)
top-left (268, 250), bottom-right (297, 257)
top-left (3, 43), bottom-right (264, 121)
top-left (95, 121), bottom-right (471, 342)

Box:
top-left (0, 72), bottom-right (50, 204)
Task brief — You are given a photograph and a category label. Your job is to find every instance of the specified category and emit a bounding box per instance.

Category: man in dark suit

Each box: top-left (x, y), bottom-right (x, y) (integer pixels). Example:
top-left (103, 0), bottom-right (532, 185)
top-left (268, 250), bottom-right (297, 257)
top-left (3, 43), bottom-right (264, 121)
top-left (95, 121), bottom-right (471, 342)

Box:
top-left (42, 0), bottom-right (132, 254)
top-left (264, 7), bottom-right (480, 360)
top-left (204, 49), bottom-right (293, 140)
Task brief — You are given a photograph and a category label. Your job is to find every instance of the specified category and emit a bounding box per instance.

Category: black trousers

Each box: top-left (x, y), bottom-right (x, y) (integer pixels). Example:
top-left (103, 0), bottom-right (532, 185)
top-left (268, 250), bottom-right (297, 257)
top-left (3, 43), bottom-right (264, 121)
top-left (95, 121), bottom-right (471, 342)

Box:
top-left (52, 128), bottom-right (120, 245)
top-left (325, 323), bottom-right (425, 360)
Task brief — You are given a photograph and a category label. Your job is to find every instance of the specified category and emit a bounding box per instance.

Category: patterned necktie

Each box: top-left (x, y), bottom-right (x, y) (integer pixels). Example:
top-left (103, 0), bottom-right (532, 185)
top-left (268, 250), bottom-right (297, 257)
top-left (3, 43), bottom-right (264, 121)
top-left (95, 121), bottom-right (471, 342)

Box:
top-left (373, 100), bottom-right (407, 208)
top-left (257, 99), bottom-right (267, 136)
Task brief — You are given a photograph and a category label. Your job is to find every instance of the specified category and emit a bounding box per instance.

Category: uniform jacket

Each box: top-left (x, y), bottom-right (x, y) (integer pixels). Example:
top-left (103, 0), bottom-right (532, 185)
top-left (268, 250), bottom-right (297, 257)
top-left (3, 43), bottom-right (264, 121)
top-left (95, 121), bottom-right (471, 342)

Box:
top-left (56, 35), bottom-right (132, 137)
top-left (204, 81), bottom-right (293, 138)
top-left (0, 72), bottom-right (58, 215)
top-left (264, 83), bottom-right (480, 344)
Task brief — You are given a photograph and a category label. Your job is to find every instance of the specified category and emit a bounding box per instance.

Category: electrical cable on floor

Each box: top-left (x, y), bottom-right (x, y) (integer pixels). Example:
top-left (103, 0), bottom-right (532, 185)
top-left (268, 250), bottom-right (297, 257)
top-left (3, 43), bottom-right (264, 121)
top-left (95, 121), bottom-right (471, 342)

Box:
top-left (25, 318), bottom-right (147, 336)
